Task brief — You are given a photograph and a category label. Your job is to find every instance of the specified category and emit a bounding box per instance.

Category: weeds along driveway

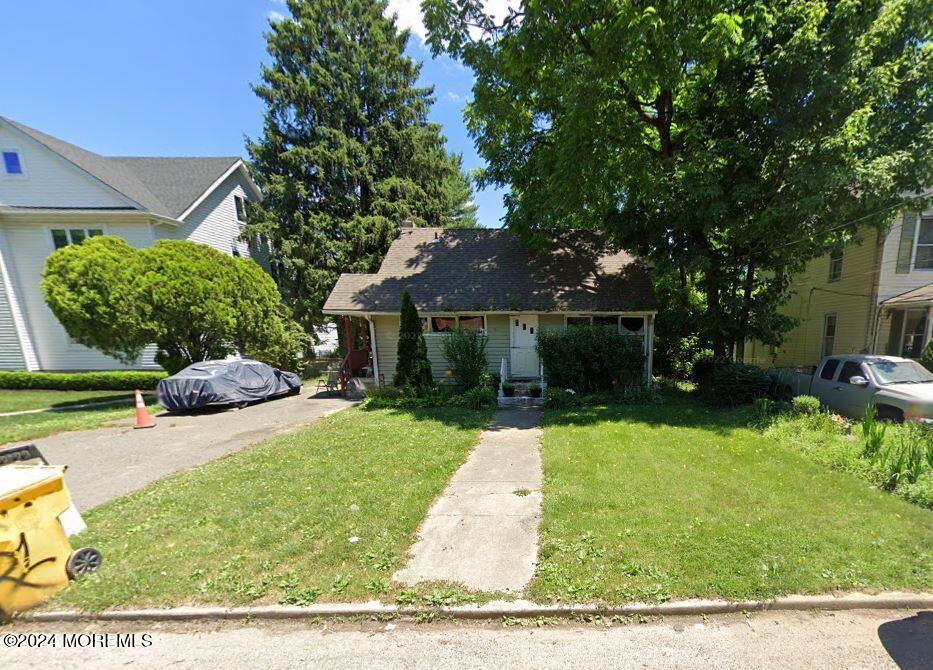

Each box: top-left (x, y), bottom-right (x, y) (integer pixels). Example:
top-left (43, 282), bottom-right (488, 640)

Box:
top-left (533, 393), bottom-right (933, 604)
top-left (18, 393), bottom-right (355, 510)
top-left (54, 405), bottom-right (491, 612)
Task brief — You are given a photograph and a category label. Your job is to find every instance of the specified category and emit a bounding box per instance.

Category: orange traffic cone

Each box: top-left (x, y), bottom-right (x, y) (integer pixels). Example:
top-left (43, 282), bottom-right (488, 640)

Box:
top-left (133, 389), bottom-right (155, 429)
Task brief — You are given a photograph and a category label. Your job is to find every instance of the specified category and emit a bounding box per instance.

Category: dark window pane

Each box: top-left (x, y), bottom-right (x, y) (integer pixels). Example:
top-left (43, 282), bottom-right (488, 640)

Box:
top-left (820, 359), bottom-right (840, 380)
top-left (915, 245), bottom-right (933, 269)
top-left (68, 229), bottom-right (86, 244)
top-left (3, 151), bottom-right (22, 174)
top-left (88, 229), bottom-right (103, 237)
top-left (235, 195), bottom-right (247, 222)
top-left (824, 315), bottom-right (836, 337)
top-left (566, 316), bottom-right (590, 327)
top-left (51, 229), bottom-right (69, 249)
top-left (917, 218), bottom-right (933, 244)
top-left (838, 361), bottom-right (865, 384)
top-left (459, 315), bottom-right (484, 332)
top-left (431, 316), bottom-right (456, 333)
top-left (593, 316), bottom-right (618, 328)
top-left (620, 317), bottom-right (644, 333)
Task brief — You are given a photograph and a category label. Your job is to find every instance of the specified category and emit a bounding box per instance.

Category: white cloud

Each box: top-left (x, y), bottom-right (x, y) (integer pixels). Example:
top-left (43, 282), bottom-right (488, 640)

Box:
top-left (445, 91), bottom-right (465, 102)
top-left (385, 0), bottom-right (428, 42)
top-left (268, 10), bottom-right (285, 22)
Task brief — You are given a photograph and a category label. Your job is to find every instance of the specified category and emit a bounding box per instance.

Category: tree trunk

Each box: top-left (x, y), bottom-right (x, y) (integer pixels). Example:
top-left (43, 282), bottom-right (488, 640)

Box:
top-left (734, 257), bottom-right (756, 363)
top-left (706, 260), bottom-right (726, 358)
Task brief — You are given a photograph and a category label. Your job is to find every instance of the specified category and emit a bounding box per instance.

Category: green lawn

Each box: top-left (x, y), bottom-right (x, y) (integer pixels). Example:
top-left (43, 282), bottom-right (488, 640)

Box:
top-left (533, 392), bottom-right (933, 604)
top-left (0, 398), bottom-right (160, 445)
top-left (0, 389), bottom-right (136, 414)
top-left (56, 405), bottom-right (490, 610)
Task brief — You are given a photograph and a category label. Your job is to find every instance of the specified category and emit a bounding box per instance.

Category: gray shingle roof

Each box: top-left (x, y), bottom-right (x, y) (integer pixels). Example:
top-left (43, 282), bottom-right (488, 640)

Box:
top-left (2, 116), bottom-right (240, 218)
top-left (881, 282), bottom-right (933, 306)
top-left (324, 228), bottom-right (656, 314)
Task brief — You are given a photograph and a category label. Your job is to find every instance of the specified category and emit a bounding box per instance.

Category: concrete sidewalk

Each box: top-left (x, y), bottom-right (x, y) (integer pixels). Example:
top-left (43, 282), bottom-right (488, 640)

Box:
top-left (394, 407), bottom-right (542, 592)
top-left (16, 394), bottom-right (354, 510)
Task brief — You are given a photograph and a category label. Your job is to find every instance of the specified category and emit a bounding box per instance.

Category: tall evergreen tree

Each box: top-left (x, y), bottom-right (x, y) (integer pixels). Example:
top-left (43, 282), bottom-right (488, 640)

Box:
top-left (394, 290), bottom-right (434, 394)
top-left (247, 0), bottom-right (476, 334)
top-left (440, 152), bottom-right (480, 228)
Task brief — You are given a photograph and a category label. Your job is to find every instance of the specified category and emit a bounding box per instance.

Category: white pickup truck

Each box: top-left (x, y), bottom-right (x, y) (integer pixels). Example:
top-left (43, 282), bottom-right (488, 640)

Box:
top-left (769, 355), bottom-right (933, 422)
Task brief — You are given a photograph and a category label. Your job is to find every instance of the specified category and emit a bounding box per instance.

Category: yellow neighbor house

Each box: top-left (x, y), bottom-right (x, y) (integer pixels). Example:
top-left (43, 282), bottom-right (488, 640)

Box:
top-left (747, 204), bottom-right (933, 367)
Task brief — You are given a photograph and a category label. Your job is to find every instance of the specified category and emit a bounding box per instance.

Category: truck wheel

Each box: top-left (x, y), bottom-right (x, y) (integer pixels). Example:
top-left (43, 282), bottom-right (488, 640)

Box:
top-left (66, 547), bottom-right (102, 579)
top-left (875, 406), bottom-right (904, 424)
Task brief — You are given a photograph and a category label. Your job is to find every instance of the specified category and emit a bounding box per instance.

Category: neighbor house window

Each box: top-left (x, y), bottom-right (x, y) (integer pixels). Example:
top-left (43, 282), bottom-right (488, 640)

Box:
top-left (828, 245), bottom-right (843, 282)
top-left (566, 316), bottom-right (591, 327)
top-left (2, 151), bottom-right (22, 175)
top-left (51, 228), bottom-right (103, 249)
top-left (916, 216), bottom-right (933, 270)
top-left (234, 195), bottom-right (248, 223)
top-left (887, 308), bottom-right (928, 358)
top-left (822, 314), bottom-right (836, 357)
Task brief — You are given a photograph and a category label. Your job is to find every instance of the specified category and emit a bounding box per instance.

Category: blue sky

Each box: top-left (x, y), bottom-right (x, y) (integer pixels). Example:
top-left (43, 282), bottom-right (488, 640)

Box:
top-left (2, 0), bottom-right (506, 227)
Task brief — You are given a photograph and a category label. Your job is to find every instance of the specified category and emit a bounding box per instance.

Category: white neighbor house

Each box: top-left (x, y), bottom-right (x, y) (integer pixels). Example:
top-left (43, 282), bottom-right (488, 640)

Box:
top-left (0, 116), bottom-right (264, 371)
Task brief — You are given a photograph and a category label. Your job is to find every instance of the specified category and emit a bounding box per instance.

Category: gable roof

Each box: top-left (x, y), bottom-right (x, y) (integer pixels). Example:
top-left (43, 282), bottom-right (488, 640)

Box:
top-left (324, 228), bottom-right (656, 314)
top-left (881, 282), bottom-right (933, 306)
top-left (1, 116), bottom-right (246, 218)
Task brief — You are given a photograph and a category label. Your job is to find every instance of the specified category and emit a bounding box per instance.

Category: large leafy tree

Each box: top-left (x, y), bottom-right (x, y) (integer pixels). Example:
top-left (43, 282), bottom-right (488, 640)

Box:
top-left (247, 0), bottom-right (478, 335)
top-left (42, 237), bottom-right (307, 374)
top-left (425, 0), bottom-right (932, 358)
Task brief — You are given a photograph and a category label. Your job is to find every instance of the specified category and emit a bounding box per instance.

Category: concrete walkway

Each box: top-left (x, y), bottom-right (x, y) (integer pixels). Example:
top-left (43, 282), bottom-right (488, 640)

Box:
top-left (15, 394), bottom-right (354, 510)
top-left (394, 407), bottom-right (542, 593)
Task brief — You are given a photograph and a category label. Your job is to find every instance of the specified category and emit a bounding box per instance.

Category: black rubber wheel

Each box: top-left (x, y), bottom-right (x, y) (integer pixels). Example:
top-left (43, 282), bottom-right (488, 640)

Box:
top-left (875, 406), bottom-right (904, 424)
top-left (66, 547), bottom-right (102, 579)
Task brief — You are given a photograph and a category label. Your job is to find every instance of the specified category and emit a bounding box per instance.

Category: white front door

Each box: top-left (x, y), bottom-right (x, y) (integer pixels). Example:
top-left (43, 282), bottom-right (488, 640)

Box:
top-left (510, 314), bottom-right (540, 378)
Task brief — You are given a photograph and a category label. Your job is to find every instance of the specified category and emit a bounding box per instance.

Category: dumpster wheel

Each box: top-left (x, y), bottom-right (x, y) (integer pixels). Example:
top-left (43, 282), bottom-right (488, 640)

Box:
top-left (66, 547), bottom-right (102, 579)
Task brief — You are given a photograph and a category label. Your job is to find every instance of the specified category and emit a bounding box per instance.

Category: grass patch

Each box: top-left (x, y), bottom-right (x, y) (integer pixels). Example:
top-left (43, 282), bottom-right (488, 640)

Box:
top-left (533, 391), bottom-right (933, 604)
top-left (0, 390), bottom-right (137, 414)
top-left (0, 400), bottom-right (159, 445)
top-left (56, 405), bottom-right (490, 610)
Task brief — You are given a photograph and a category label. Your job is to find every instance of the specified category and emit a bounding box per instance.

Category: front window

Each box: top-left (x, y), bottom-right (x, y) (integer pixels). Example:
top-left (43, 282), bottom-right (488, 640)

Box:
top-left (51, 228), bottom-right (103, 249)
top-left (566, 316), bottom-right (591, 327)
top-left (431, 316), bottom-right (457, 333)
top-left (837, 361), bottom-right (866, 384)
top-left (458, 315), bottom-right (484, 332)
top-left (892, 309), bottom-right (928, 359)
top-left (620, 317), bottom-right (645, 334)
top-left (2, 151), bottom-right (22, 175)
top-left (234, 195), bottom-right (248, 223)
top-left (828, 245), bottom-right (843, 282)
top-left (822, 314), bottom-right (836, 357)
top-left (915, 216), bottom-right (933, 269)
top-left (867, 360), bottom-right (933, 385)
top-left (592, 316), bottom-right (618, 328)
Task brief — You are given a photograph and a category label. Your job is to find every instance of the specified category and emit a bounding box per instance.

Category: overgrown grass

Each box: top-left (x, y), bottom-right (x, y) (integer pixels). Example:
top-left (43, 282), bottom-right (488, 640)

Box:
top-left (0, 390), bottom-right (137, 414)
top-left (533, 390), bottom-right (933, 604)
top-left (0, 399), bottom-right (159, 445)
top-left (56, 405), bottom-right (490, 610)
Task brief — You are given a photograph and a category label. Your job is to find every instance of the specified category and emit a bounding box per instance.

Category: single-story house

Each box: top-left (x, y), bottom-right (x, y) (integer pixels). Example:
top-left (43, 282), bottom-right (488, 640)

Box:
top-left (323, 225), bottom-right (657, 388)
top-left (0, 115), bottom-right (264, 371)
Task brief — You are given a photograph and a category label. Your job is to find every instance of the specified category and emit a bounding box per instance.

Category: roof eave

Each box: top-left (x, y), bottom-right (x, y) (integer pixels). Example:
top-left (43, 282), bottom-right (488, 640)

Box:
top-left (176, 160), bottom-right (263, 221)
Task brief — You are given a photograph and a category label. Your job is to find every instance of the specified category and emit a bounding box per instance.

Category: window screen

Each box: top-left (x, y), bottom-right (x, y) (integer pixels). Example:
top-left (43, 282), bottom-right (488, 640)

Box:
top-left (431, 316), bottom-right (456, 333)
top-left (458, 315), bottom-right (484, 332)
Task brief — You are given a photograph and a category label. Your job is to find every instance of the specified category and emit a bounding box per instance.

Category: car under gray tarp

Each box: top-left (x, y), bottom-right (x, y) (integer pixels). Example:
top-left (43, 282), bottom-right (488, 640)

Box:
top-left (157, 359), bottom-right (302, 411)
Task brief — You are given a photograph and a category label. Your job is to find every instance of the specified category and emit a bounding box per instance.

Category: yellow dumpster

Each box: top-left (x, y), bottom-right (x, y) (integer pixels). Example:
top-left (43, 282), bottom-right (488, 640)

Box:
top-left (0, 449), bottom-right (100, 617)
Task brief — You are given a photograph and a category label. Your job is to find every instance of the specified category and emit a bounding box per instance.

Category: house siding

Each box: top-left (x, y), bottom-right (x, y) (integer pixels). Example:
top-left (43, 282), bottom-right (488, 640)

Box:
top-left (749, 227), bottom-right (882, 367)
top-left (373, 313), bottom-right (512, 383)
top-left (877, 209), bottom-right (933, 302)
top-left (0, 125), bottom-right (132, 209)
top-left (158, 170), bottom-right (264, 266)
top-left (0, 256), bottom-right (25, 370)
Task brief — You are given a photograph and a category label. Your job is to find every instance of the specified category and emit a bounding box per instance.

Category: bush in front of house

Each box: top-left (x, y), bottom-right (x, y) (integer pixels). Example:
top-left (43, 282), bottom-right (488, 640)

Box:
top-left (362, 384), bottom-right (495, 410)
top-left (393, 290), bottom-right (434, 396)
top-left (0, 370), bottom-right (167, 391)
top-left (709, 363), bottom-right (771, 406)
top-left (440, 327), bottom-right (488, 391)
top-left (536, 324), bottom-right (645, 393)
top-left (41, 236), bottom-right (305, 374)
top-left (792, 395), bottom-right (821, 416)
top-left (544, 386), bottom-right (662, 409)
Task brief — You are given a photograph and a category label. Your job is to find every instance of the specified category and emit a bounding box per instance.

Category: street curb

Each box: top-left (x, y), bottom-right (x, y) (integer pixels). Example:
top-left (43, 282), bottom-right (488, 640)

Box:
top-left (15, 592), bottom-right (933, 623)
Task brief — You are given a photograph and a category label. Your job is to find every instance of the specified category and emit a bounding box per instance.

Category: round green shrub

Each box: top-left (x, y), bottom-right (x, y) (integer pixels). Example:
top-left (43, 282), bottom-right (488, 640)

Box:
top-left (792, 395), bottom-right (821, 416)
top-left (710, 363), bottom-right (771, 406)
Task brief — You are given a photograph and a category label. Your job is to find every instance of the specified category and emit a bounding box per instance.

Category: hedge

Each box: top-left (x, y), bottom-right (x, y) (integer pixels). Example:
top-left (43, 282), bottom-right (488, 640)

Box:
top-left (536, 324), bottom-right (645, 393)
top-left (0, 370), bottom-right (167, 391)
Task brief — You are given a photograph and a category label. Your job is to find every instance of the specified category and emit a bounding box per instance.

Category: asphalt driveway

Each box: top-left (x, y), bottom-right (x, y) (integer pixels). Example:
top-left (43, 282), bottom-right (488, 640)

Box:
top-left (14, 394), bottom-right (355, 510)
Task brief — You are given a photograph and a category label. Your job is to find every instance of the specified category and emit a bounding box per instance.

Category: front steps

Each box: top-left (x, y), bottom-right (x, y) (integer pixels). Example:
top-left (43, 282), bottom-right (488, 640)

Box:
top-left (499, 380), bottom-right (545, 407)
